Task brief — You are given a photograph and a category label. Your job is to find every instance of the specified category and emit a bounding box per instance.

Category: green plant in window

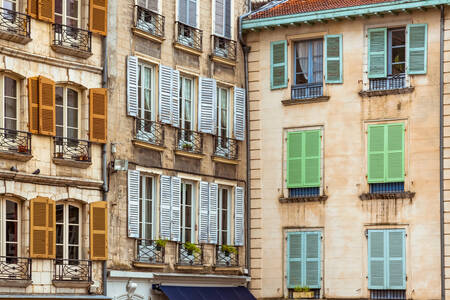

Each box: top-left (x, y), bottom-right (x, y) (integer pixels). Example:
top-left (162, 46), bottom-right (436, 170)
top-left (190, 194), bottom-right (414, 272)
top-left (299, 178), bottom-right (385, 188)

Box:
top-left (183, 241), bottom-right (200, 255)
top-left (221, 244), bottom-right (237, 256)
top-left (155, 239), bottom-right (168, 250)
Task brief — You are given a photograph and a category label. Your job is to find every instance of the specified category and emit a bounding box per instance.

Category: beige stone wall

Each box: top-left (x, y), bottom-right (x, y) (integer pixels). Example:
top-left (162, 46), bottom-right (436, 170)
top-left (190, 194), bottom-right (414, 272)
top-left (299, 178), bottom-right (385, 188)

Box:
top-left (246, 10), bottom-right (441, 300)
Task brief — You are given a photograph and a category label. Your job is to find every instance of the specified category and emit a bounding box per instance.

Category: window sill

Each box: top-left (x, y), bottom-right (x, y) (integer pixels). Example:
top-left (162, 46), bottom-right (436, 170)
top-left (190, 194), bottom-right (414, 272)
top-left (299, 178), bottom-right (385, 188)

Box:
top-left (359, 87), bottom-right (414, 98)
top-left (51, 44), bottom-right (93, 59)
top-left (0, 151), bottom-right (32, 162)
top-left (279, 195), bottom-right (328, 203)
top-left (52, 158), bottom-right (92, 169)
top-left (132, 27), bottom-right (164, 43)
top-left (212, 155), bottom-right (239, 165)
top-left (52, 280), bottom-right (92, 288)
top-left (173, 42), bottom-right (202, 56)
top-left (132, 139), bottom-right (165, 152)
top-left (174, 264), bottom-right (205, 271)
top-left (211, 55), bottom-right (236, 67)
top-left (282, 96), bottom-right (330, 106)
top-left (133, 261), bottom-right (167, 269)
top-left (0, 279), bottom-right (31, 287)
top-left (0, 30), bottom-right (31, 44)
top-left (213, 265), bottom-right (243, 273)
top-left (174, 150), bottom-right (204, 159)
top-left (359, 191), bottom-right (415, 200)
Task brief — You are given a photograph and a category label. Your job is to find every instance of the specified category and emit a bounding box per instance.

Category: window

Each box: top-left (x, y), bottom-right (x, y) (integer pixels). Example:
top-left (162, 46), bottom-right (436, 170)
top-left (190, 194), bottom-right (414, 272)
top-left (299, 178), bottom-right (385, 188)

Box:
top-left (139, 175), bottom-right (155, 240)
top-left (388, 28), bottom-right (406, 75)
top-left (178, 0), bottom-right (196, 27)
top-left (216, 86), bottom-right (229, 139)
top-left (55, 0), bottom-right (80, 27)
top-left (56, 203), bottom-right (81, 262)
top-left (138, 63), bottom-right (155, 122)
top-left (180, 181), bottom-right (195, 243)
top-left (136, 0), bottom-right (160, 36)
top-left (179, 76), bottom-right (194, 131)
top-left (0, 199), bottom-right (19, 258)
top-left (214, 0), bottom-right (231, 38)
top-left (2, 76), bottom-right (17, 131)
top-left (293, 39), bottom-right (323, 99)
top-left (56, 86), bottom-right (79, 140)
top-left (0, 0), bottom-right (16, 11)
top-left (137, 0), bottom-right (157, 11)
top-left (218, 186), bottom-right (230, 245)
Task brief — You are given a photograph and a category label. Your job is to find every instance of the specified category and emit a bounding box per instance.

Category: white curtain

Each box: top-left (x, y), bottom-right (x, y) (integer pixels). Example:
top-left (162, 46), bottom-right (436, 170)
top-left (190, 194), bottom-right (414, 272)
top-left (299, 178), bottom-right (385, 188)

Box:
top-left (296, 42), bottom-right (309, 83)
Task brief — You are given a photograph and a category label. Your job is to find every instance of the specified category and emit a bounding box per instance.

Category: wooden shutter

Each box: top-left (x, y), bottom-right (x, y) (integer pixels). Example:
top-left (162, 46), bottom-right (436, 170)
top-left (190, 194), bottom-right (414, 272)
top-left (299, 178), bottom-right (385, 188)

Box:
top-left (287, 232), bottom-right (302, 288)
top-left (305, 232), bottom-right (321, 288)
top-left (387, 230), bottom-right (406, 289)
top-left (209, 183), bottom-right (218, 244)
top-left (368, 230), bottom-right (386, 289)
top-left (368, 28), bottom-right (387, 79)
top-left (368, 125), bottom-right (386, 183)
top-left (287, 131), bottom-right (303, 188)
top-left (198, 181), bottom-right (209, 243)
top-left (178, 0), bottom-right (188, 24)
top-left (30, 197), bottom-right (55, 258)
top-left (159, 65), bottom-right (172, 124)
top-left (127, 56), bottom-right (139, 117)
top-left (214, 0), bottom-right (224, 36)
top-left (171, 176), bottom-right (181, 242)
top-left (127, 170), bottom-right (140, 238)
top-left (38, 0), bottom-right (54, 22)
top-left (89, 0), bottom-right (108, 35)
top-left (38, 76), bottom-right (55, 136)
top-left (89, 88), bottom-right (107, 143)
top-left (28, 77), bottom-right (39, 134)
top-left (27, 0), bottom-right (37, 18)
top-left (171, 69), bottom-right (180, 127)
top-left (234, 186), bottom-right (244, 246)
top-left (198, 77), bottom-right (217, 134)
top-left (233, 87), bottom-right (245, 141)
top-left (407, 24), bottom-right (427, 75)
top-left (90, 201), bottom-right (108, 260)
top-left (271, 41), bottom-right (287, 89)
top-left (325, 34), bottom-right (343, 83)
top-left (224, 0), bottom-right (231, 38)
top-left (386, 124), bottom-right (404, 182)
top-left (160, 175), bottom-right (172, 240)
top-left (304, 130), bottom-right (321, 187)
top-left (188, 0), bottom-right (197, 27)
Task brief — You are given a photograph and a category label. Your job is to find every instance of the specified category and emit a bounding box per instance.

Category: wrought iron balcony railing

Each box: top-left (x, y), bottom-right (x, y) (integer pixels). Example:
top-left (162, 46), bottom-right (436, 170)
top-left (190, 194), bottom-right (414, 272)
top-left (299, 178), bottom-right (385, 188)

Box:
top-left (0, 128), bottom-right (31, 156)
top-left (177, 243), bottom-right (203, 266)
top-left (175, 21), bottom-right (202, 52)
top-left (212, 35), bottom-right (236, 61)
top-left (291, 83), bottom-right (323, 100)
top-left (0, 256), bottom-right (32, 280)
top-left (52, 23), bottom-right (92, 53)
top-left (177, 128), bottom-right (202, 154)
top-left (134, 5), bottom-right (164, 38)
top-left (135, 239), bottom-right (165, 264)
top-left (215, 245), bottom-right (239, 267)
top-left (134, 118), bottom-right (164, 146)
top-left (369, 74), bottom-right (406, 91)
top-left (54, 137), bottom-right (91, 162)
top-left (214, 135), bottom-right (238, 160)
top-left (53, 259), bottom-right (92, 282)
top-left (0, 7), bottom-right (30, 40)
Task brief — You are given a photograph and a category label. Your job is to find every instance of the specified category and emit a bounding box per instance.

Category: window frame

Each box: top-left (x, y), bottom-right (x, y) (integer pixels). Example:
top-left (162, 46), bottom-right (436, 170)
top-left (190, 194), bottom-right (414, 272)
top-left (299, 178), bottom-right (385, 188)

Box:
top-left (179, 75), bottom-right (194, 131)
top-left (180, 180), bottom-right (196, 243)
top-left (293, 38), bottom-right (324, 87)
top-left (55, 202), bottom-right (82, 261)
top-left (54, 0), bottom-right (81, 28)
top-left (216, 85), bottom-right (230, 139)
top-left (137, 62), bottom-right (156, 122)
top-left (139, 175), bottom-right (156, 241)
top-left (55, 85), bottom-right (81, 140)
top-left (1, 75), bottom-right (18, 131)
top-left (217, 186), bottom-right (231, 245)
top-left (0, 198), bottom-right (20, 257)
top-left (213, 0), bottom-right (232, 39)
top-left (387, 27), bottom-right (406, 76)
top-left (177, 0), bottom-right (198, 28)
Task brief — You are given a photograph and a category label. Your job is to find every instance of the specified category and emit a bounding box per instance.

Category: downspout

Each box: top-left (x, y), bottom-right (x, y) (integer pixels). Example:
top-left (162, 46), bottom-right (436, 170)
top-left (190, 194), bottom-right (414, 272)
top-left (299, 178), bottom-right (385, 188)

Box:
top-left (440, 4), bottom-right (445, 300)
top-left (101, 35), bottom-right (108, 297)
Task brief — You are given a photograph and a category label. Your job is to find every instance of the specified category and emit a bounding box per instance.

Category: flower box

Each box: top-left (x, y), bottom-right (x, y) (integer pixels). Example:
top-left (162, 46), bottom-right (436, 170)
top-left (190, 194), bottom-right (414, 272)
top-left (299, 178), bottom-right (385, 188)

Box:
top-left (292, 291), bottom-right (314, 299)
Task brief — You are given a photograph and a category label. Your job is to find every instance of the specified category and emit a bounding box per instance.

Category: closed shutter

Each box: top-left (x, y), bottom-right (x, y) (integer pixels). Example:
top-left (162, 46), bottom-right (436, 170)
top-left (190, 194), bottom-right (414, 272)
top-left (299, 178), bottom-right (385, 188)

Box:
top-left (47, 199), bottom-right (56, 258)
top-left (386, 124), bottom-right (404, 182)
top-left (127, 56), bottom-right (139, 117)
top-left (89, 0), bottom-right (108, 35)
top-left (38, 0), bottom-right (54, 22)
top-left (89, 88), bottom-right (108, 143)
top-left (178, 0), bottom-right (188, 24)
top-left (304, 130), bottom-right (321, 187)
top-left (305, 232), bottom-right (321, 288)
top-left (407, 24), bottom-right (427, 75)
top-left (368, 28), bottom-right (387, 79)
top-left (127, 170), bottom-right (140, 238)
top-left (171, 69), bottom-right (180, 127)
top-left (271, 41), bottom-right (287, 89)
top-left (388, 230), bottom-right (406, 289)
top-left (368, 125), bottom-right (386, 183)
top-left (234, 186), bottom-right (244, 246)
top-left (368, 230), bottom-right (386, 289)
top-left (171, 176), bottom-right (181, 242)
top-left (233, 87), bottom-right (245, 141)
top-left (188, 0), bottom-right (197, 27)
top-left (90, 201), bottom-right (108, 260)
top-left (198, 77), bottom-right (217, 134)
top-left (325, 34), bottom-right (343, 83)
top-left (287, 132), bottom-right (302, 188)
top-left (224, 0), bottom-right (231, 38)
top-left (198, 181), bottom-right (209, 243)
top-left (38, 76), bottom-right (55, 136)
top-left (159, 65), bottom-right (172, 124)
top-left (209, 183), bottom-right (218, 244)
top-left (147, 0), bottom-right (158, 11)
top-left (214, 0), bottom-right (224, 36)
top-left (30, 197), bottom-right (54, 258)
top-left (28, 77), bottom-right (39, 134)
top-left (287, 232), bottom-right (302, 288)
top-left (27, 0), bottom-right (37, 19)
top-left (160, 175), bottom-right (172, 240)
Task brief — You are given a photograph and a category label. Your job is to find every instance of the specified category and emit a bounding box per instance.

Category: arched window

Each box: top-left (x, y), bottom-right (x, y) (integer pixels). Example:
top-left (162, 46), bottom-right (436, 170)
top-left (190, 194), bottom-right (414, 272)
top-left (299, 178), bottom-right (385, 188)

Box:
top-left (56, 202), bottom-right (81, 262)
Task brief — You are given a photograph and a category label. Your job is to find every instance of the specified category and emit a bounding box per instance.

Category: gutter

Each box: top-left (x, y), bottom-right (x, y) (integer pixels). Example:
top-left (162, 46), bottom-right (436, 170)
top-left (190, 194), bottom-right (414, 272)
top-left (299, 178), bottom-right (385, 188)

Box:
top-left (440, 4), bottom-right (445, 300)
top-left (101, 35), bottom-right (108, 297)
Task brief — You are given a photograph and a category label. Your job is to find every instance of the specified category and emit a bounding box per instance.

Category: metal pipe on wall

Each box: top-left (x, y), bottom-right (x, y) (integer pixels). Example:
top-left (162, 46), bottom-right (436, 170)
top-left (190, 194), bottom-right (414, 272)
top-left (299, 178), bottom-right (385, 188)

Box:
top-left (101, 34), bottom-right (108, 297)
top-left (440, 4), bottom-right (445, 300)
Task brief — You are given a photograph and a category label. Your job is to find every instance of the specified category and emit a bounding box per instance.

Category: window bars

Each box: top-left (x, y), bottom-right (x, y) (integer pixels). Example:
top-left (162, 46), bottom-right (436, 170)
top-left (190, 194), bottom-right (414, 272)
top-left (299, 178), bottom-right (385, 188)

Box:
top-left (369, 74), bottom-right (406, 91)
top-left (0, 256), bottom-right (32, 280)
top-left (0, 128), bottom-right (31, 155)
top-left (54, 136), bottom-right (91, 162)
top-left (214, 135), bottom-right (238, 160)
top-left (215, 245), bottom-right (239, 267)
top-left (134, 5), bottom-right (164, 38)
top-left (53, 259), bottom-right (92, 282)
top-left (134, 117), bottom-right (164, 146)
top-left (177, 243), bottom-right (203, 266)
top-left (0, 7), bottom-right (30, 39)
top-left (52, 23), bottom-right (92, 53)
top-left (135, 239), bottom-right (165, 264)
top-left (291, 84), bottom-right (323, 100)
top-left (177, 128), bottom-right (203, 154)
top-left (175, 21), bottom-right (202, 52)
top-left (212, 35), bottom-right (236, 61)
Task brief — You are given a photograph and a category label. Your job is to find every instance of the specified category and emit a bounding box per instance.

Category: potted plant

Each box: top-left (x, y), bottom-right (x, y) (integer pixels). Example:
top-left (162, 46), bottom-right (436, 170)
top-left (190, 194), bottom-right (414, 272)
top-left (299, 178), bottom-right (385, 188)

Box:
top-left (56, 152), bottom-right (64, 158)
top-left (155, 239), bottom-right (167, 251)
top-left (17, 145), bottom-right (28, 153)
top-left (183, 241), bottom-right (200, 255)
top-left (293, 286), bottom-right (314, 299)
top-left (221, 245), bottom-right (237, 257)
top-left (78, 154), bottom-right (89, 161)
top-left (182, 142), bottom-right (193, 151)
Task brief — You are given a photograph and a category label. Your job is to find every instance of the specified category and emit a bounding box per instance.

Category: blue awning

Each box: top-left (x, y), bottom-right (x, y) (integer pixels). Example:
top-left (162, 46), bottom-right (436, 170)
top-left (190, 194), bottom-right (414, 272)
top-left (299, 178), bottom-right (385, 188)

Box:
top-left (160, 286), bottom-right (256, 300)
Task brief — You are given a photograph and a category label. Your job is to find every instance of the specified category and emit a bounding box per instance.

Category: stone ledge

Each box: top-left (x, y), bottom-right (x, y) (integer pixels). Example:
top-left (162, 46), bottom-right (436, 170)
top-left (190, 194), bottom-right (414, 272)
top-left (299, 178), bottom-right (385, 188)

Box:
top-left (0, 31), bottom-right (31, 45)
top-left (173, 42), bottom-right (202, 56)
top-left (51, 45), bottom-right (93, 59)
top-left (359, 191), bottom-right (415, 200)
top-left (0, 170), bottom-right (103, 188)
top-left (279, 195), bottom-right (328, 203)
top-left (0, 151), bottom-right (32, 162)
top-left (174, 264), bottom-right (205, 271)
top-left (52, 280), bottom-right (92, 288)
top-left (53, 158), bottom-right (92, 169)
top-left (132, 27), bottom-right (164, 44)
top-left (212, 156), bottom-right (239, 165)
top-left (132, 139), bottom-right (165, 152)
top-left (174, 150), bottom-right (205, 160)
top-left (0, 279), bottom-right (31, 287)
top-left (359, 87), bottom-right (415, 97)
top-left (281, 96), bottom-right (330, 106)
top-left (211, 55), bottom-right (236, 67)
top-left (132, 261), bottom-right (167, 269)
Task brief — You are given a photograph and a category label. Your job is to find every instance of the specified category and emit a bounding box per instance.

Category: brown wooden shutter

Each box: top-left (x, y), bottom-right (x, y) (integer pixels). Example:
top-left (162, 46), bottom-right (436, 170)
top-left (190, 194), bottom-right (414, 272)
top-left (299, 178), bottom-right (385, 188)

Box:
top-left (38, 0), bottom-right (54, 22)
top-left (90, 201), bottom-right (107, 260)
top-left (30, 197), bottom-right (53, 258)
top-left (28, 77), bottom-right (39, 134)
top-left (89, 0), bottom-right (107, 36)
top-left (38, 76), bottom-right (55, 136)
top-left (27, 0), bottom-right (38, 18)
top-left (47, 199), bottom-right (56, 258)
top-left (89, 88), bottom-right (107, 143)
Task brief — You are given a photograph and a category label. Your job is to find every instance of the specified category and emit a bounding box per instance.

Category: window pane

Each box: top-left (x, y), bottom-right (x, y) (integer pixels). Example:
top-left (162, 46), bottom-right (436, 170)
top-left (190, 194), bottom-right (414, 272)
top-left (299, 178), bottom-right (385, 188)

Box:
top-left (4, 77), bottom-right (16, 98)
top-left (185, 184), bottom-right (192, 206)
top-left (68, 225), bottom-right (79, 244)
top-left (145, 200), bottom-right (152, 223)
top-left (145, 177), bottom-right (152, 199)
top-left (144, 67), bottom-right (151, 89)
top-left (392, 29), bottom-right (405, 47)
top-left (145, 223), bottom-right (152, 240)
top-left (5, 200), bottom-right (17, 220)
top-left (56, 87), bottom-right (63, 105)
top-left (6, 221), bottom-right (17, 242)
top-left (6, 243), bottom-right (17, 257)
top-left (392, 47), bottom-right (405, 65)
top-left (67, 128), bottom-right (78, 139)
top-left (392, 63), bottom-right (406, 75)
top-left (56, 224), bottom-right (63, 244)
top-left (56, 245), bottom-right (63, 259)
top-left (56, 126), bottom-right (63, 138)
top-left (185, 231), bottom-right (191, 243)
top-left (3, 0), bottom-right (16, 11)
top-left (4, 119), bottom-right (15, 130)
top-left (67, 89), bottom-right (78, 107)
top-left (55, 0), bottom-right (62, 14)
top-left (185, 100), bottom-right (192, 123)
top-left (222, 210), bottom-right (227, 229)
top-left (68, 246), bottom-right (79, 260)
top-left (222, 190), bottom-right (228, 210)
top-left (69, 205), bottom-right (79, 224)
top-left (56, 205), bottom-right (64, 223)
top-left (67, 108), bottom-right (78, 128)
top-left (56, 106), bottom-right (63, 127)
top-left (66, 0), bottom-right (78, 18)
top-left (5, 98), bottom-right (16, 119)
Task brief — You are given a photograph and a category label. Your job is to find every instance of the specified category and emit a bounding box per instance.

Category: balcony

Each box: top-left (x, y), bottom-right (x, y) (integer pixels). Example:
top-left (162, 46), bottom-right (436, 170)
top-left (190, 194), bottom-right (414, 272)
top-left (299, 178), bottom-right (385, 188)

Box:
top-left (133, 118), bottom-right (165, 151)
top-left (133, 239), bottom-right (165, 268)
top-left (53, 259), bottom-right (92, 288)
top-left (0, 7), bottom-right (31, 44)
top-left (0, 256), bottom-right (32, 287)
top-left (174, 21), bottom-right (202, 55)
top-left (215, 245), bottom-right (239, 268)
top-left (51, 23), bottom-right (92, 58)
top-left (0, 128), bottom-right (32, 161)
top-left (133, 5), bottom-right (164, 42)
top-left (213, 136), bottom-right (238, 161)
top-left (176, 128), bottom-right (203, 158)
top-left (53, 137), bottom-right (91, 168)
top-left (361, 74), bottom-right (413, 97)
top-left (211, 35), bottom-right (236, 65)
top-left (176, 242), bottom-right (203, 267)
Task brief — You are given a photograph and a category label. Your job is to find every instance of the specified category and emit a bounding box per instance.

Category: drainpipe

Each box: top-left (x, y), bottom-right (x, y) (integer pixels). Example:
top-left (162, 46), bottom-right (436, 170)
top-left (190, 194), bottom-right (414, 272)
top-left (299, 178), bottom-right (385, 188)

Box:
top-left (101, 35), bottom-right (108, 297)
top-left (440, 4), bottom-right (445, 300)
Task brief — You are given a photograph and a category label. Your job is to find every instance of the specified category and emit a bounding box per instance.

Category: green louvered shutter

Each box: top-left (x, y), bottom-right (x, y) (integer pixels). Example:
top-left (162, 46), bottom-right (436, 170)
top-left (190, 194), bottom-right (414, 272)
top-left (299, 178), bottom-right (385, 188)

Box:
top-left (325, 34), bottom-right (343, 83)
top-left (368, 125), bottom-right (385, 183)
top-left (368, 28), bottom-right (387, 79)
top-left (386, 124), bottom-right (404, 182)
top-left (304, 130), bottom-right (321, 187)
top-left (271, 40), bottom-right (287, 89)
top-left (407, 24), bottom-right (427, 75)
top-left (287, 232), bottom-right (302, 288)
top-left (387, 230), bottom-right (406, 289)
top-left (305, 232), bottom-right (321, 289)
top-left (287, 132), bottom-right (303, 188)
top-left (368, 230), bottom-right (386, 289)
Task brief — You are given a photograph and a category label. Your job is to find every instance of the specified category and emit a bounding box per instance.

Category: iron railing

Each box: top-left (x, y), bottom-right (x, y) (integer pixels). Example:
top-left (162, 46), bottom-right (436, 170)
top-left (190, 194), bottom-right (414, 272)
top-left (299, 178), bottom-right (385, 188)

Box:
top-left (212, 35), bottom-right (236, 61)
top-left (54, 137), bottom-right (91, 162)
top-left (370, 290), bottom-right (405, 300)
top-left (369, 74), bottom-right (406, 91)
top-left (134, 118), bottom-right (164, 146)
top-left (53, 259), bottom-right (92, 282)
top-left (214, 136), bottom-right (238, 160)
top-left (177, 128), bottom-right (203, 154)
top-left (134, 5), bottom-right (164, 38)
top-left (177, 243), bottom-right (203, 266)
top-left (135, 239), bottom-right (165, 264)
top-left (291, 83), bottom-right (323, 100)
top-left (175, 21), bottom-right (202, 52)
top-left (215, 245), bottom-right (239, 267)
top-left (52, 23), bottom-right (92, 53)
top-left (0, 128), bottom-right (31, 155)
top-left (0, 256), bottom-right (32, 280)
top-left (0, 7), bottom-right (30, 38)
top-left (289, 187), bottom-right (320, 198)
top-left (369, 182), bottom-right (405, 194)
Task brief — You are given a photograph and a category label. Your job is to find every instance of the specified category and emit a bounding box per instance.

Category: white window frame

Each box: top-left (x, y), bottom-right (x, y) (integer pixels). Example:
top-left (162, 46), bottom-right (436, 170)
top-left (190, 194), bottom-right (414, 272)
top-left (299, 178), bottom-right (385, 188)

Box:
top-left (138, 62), bottom-right (156, 122)
top-left (139, 175), bottom-right (156, 240)
top-left (55, 86), bottom-right (81, 139)
top-left (0, 198), bottom-right (20, 257)
top-left (56, 202), bottom-right (82, 261)
top-left (181, 180), bottom-right (196, 243)
top-left (0, 75), bottom-right (18, 131)
top-left (216, 86), bottom-right (230, 138)
top-left (213, 0), bottom-right (233, 39)
top-left (179, 75), bottom-right (194, 130)
top-left (54, 0), bottom-right (81, 27)
top-left (218, 186), bottom-right (231, 245)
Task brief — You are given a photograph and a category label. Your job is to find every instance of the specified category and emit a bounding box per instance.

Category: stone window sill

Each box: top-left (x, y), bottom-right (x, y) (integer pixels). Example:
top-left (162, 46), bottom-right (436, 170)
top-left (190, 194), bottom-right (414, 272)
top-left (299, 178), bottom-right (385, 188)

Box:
top-left (132, 139), bottom-right (165, 152)
top-left (211, 55), bottom-right (236, 67)
top-left (359, 87), bottom-right (414, 98)
top-left (0, 279), bottom-right (31, 287)
top-left (174, 150), bottom-right (204, 159)
top-left (53, 158), bottom-right (92, 169)
top-left (359, 191), bottom-right (415, 200)
top-left (52, 280), bottom-right (92, 288)
top-left (282, 96), bottom-right (330, 106)
top-left (174, 264), bottom-right (205, 271)
top-left (0, 30), bottom-right (31, 44)
top-left (133, 261), bottom-right (167, 269)
top-left (173, 42), bottom-right (202, 56)
top-left (0, 151), bottom-right (32, 162)
top-left (51, 44), bottom-right (93, 59)
top-left (279, 195), bottom-right (328, 203)
top-left (132, 27), bottom-right (164, 43)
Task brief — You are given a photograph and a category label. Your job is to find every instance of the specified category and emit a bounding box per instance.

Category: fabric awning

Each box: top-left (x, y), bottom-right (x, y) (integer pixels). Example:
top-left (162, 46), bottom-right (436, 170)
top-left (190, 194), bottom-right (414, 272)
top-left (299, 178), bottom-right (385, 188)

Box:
top-left (160, 285), bottom-right (256, 300)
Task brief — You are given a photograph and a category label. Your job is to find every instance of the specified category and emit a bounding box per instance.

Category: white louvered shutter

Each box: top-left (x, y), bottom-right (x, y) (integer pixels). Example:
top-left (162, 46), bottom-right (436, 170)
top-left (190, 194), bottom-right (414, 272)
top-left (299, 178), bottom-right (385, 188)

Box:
top-left (159, 65), bottom-right (172, 124)
top-left (171, 176), bottom-right (181, 242)
top-left (198, 77), bottom-right (217, 134)
top-left (171, 69), bottom-right (180, 127)
top-left (209, 183), bottom-right (218, 244)
top-left (188, 0), bottom-right (197, 27)
top-left (199, 181), bottom-right (209, 243)
top-left (160, 175), bottom-right (172, 240)
top-left (233, 87), bottom-right (245, 141)
top-left (234, 186), bottom-right (244, 246)
top-left (178, 0), bottom-right (188, 24)
top-left (127, 170), bottom-right (140, 238)
top-left (215, 0), bottom-right (224, 36)
top-left (127, 56), bottom-right (139, 117)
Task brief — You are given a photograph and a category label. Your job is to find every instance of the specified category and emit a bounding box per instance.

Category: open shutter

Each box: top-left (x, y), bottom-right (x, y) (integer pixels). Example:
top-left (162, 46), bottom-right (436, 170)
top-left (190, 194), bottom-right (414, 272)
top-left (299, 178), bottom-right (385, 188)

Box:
top-left (368, 125), bottom-right (385, 183)
top-left (198, 78), bottom-right (216, 134)
top-left (271, 41), bottom-right (287, 89)
top-left (287, 232), bottom-right (302, 288)
top-left (304, 130), bottom-right (321, 187)
top-left (198, 181), bottom-right (209, 243)
top-left (171, 69), bottom-right (180, 127)
top-left (47, 199), bottom-right (56, 258)
top-left (325, 34), bottom-right (343, 83)
top-left (224, 0), bottom-right (231, 38)
top-left (159, 65), bottom-right (172, 124)
top-left (38, 76), bottom-right (55, 136)
top-left (178, 0), bottom-right (188, 24)
top-left (234, 186), bottom-right (244, 246)
top-left (287, 131), bottom-right (302, 188)
top-left (387, 230), bottom-right (406, 289)
top-left (305, 232), bottom-right (321, 288)
top-left (368, 28), bottom-right (387, 79)
top-left (171, 177), bottom-right (181, 242)
top-left (38, 0), bottom-right (54, 22)
top-left (28, 77), bottom-right (39, 134)
top-left (214, 0), bottom-right (224, 36)
top-left (127, 170), bottom-right (140, 238)
top-left (368, 230), bottom-right (386, 289)
top-left (89, 88), bottom-right (108, 143)
top-left (30, 197), bottom-right (51, 258)
top-left (160, 175), bottom-right (172, 240)
top-left (127, 56), bottom-right (139, 117)
top-left (188, 0), bottom-right (197, 27)
top-left (90, 201), bottom-right (108, 260)
top-left (27, 0), bottom-right (37, 19)
top-left (233, 87), bottom-right (245, 141)
top-left (407, 24), bottom-right (427, 75)
top-left (89, 0), bottom-right (108, 35)
top-left (209, 183), bottom-right (218, 244)
top-left (386, 124), bottom-right (404, 182)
